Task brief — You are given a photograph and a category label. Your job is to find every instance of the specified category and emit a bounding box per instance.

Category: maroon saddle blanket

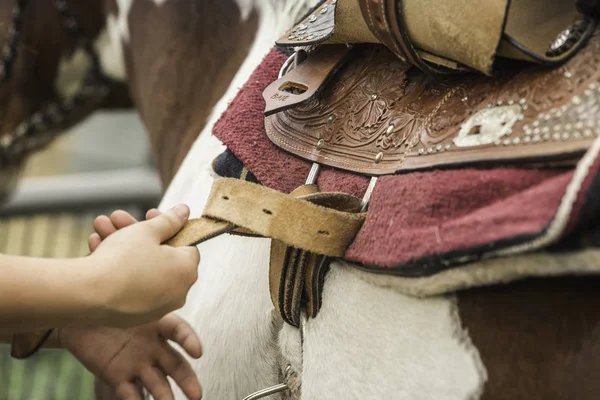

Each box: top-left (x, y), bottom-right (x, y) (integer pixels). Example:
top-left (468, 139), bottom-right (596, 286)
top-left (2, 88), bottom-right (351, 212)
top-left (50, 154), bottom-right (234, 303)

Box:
top-left (211, 49), bottom-right (600, 277)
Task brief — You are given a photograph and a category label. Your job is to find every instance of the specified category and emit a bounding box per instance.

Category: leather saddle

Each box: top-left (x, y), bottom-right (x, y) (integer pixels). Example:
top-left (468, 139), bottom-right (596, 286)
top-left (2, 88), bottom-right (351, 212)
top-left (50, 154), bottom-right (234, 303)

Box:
top-left (263, 0), bottom-right (600, 176)
top-left (178, 0), bottom-right (600, 328)
top-left (11, 0), bottom-right (600, 356)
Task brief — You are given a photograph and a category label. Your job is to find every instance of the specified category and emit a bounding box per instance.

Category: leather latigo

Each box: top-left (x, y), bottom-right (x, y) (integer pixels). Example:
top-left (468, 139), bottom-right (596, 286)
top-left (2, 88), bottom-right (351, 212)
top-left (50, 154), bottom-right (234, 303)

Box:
top-left (264, 38), bottom-right (600, 175)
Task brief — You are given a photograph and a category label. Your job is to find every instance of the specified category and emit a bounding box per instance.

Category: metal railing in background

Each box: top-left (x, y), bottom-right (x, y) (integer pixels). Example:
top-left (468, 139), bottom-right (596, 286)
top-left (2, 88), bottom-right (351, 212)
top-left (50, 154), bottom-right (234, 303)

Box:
top-left (0, 167), bottom-right (162, 217)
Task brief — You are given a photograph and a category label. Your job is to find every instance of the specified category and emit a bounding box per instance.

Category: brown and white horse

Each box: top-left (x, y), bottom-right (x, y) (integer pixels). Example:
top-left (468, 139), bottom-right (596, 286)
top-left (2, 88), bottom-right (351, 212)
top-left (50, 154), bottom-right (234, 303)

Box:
top-left (3, 1), bottom-right (600, 400)
top-left (0, 0), bottom-right (133, 198)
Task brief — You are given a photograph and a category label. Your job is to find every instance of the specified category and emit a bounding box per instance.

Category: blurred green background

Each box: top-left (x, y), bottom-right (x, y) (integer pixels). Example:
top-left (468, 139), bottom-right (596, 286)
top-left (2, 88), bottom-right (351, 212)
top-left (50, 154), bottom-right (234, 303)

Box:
top-left (0, 344), bottom-right (95, 399)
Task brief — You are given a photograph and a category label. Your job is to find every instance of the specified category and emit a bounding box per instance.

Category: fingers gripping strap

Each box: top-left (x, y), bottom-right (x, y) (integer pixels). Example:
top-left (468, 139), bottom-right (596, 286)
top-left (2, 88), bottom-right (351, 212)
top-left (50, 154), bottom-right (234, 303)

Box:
top-left (167, 179), bottom-right (366, 327)
top-left (166, 218), bottom-right (234, 247)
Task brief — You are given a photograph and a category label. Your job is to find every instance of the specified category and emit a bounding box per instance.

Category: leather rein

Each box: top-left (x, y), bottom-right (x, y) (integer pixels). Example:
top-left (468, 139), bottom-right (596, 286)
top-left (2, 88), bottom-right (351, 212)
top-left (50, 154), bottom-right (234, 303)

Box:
top-left (0, 0), bottom-right (113, 169)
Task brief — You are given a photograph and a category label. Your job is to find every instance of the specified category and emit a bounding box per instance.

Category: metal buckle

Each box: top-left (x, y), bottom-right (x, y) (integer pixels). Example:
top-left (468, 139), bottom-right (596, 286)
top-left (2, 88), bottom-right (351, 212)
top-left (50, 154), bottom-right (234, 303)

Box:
top-left (278, 50), bottom-right (308, 79)
top-left (242, 315), bottom-right (307, 399)
top-left (242, 383), bottom-right (289, 400)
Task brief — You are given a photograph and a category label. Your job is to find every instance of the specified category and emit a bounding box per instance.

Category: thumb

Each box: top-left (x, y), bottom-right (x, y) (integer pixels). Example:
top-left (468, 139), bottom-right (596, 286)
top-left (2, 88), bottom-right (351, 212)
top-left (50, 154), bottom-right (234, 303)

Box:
top-left (143, 204), bottom-right (191, 242)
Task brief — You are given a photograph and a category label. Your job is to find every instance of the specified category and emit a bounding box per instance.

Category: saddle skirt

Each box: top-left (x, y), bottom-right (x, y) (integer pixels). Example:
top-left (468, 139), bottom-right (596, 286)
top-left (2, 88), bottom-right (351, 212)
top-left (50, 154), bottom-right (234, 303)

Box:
top-left (210, 38), bottom-right (600, 277)
top-left (162, 8), bottom-right (600, 328)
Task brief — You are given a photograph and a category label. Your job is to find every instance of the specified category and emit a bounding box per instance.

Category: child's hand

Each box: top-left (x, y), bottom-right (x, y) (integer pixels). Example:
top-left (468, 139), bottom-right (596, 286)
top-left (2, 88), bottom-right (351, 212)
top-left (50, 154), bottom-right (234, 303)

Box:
top-left (59, 313), bottom-right (202, 400)
top-left (89, 208), bottom-right (163, 252)
top-left (74, 207), bottom-right (202, 399)
top-left (87, 205), bottom-right (200, 328)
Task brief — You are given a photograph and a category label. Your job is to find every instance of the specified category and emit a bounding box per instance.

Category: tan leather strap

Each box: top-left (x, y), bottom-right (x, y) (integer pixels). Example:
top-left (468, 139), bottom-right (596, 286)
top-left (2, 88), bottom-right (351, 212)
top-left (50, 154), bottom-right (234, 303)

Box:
top-left (168, 178), bottom-right (366, 257)
top-left (358, 0), bottom-right (450, 74)
top-left (268, 185), bottom-right (349, 327)
top-left (166, 179), bottom-right (366, 327)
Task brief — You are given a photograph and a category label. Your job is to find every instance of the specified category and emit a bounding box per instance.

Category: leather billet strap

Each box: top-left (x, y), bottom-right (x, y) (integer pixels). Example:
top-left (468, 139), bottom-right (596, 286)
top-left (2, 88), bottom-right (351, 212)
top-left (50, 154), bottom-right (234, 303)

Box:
top-left (168, 178), bottom-right (365, 256)
top-left (263, 45), bottom-right (352, 117)
top-left (276, 0), bottom-right (597, 75)
top-left (268, 184), bottom-right (363, 327)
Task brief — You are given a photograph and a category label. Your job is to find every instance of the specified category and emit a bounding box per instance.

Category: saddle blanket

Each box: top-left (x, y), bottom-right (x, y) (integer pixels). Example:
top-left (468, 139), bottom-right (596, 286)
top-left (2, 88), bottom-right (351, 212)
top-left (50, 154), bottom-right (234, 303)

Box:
top-left (211, 49), bottom-right (600, 278)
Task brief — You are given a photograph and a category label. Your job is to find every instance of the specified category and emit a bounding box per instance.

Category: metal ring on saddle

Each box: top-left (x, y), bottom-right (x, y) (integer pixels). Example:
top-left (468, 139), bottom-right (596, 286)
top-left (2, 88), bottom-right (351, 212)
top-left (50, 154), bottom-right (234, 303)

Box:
top-left (278, 49), bottom-right (308, 79)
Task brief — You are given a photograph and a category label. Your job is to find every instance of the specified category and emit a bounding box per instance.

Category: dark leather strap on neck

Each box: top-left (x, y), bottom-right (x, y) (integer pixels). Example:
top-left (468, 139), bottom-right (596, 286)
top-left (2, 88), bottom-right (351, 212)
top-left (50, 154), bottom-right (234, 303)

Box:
top-left (358, 0), bottom-right (450, 73)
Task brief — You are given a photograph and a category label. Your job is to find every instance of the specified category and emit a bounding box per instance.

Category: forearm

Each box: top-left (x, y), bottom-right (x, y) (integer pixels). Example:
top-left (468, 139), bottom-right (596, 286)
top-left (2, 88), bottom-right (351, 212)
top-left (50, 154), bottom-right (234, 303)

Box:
top-left (0, 254), bottom-right (102, 331)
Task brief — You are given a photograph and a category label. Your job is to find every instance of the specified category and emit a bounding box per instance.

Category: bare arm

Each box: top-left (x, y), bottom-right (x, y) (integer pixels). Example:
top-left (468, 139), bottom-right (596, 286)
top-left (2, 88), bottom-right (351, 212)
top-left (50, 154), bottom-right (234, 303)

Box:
top-left (0, 254), bottom-right (101, 332)
top-left (0, 204), bottom-right (199, 332)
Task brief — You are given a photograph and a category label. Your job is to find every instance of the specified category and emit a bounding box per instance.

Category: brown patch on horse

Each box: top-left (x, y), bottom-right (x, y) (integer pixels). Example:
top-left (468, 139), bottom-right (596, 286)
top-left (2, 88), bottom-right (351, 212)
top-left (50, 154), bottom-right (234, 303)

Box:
top-left (123, 0), bottom-right (259, 186)
top-left (458, 276), bottom-right (600, 399)
top-left (0, 0), bottom-right (132, 152)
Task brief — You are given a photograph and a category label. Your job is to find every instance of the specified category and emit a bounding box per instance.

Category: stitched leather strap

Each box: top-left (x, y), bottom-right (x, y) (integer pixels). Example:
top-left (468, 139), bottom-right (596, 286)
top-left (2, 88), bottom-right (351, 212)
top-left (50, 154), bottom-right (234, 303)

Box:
top-left (166, 178), bottom-right (366, 327)
top-left (358, 0), bottom-right (450, 73)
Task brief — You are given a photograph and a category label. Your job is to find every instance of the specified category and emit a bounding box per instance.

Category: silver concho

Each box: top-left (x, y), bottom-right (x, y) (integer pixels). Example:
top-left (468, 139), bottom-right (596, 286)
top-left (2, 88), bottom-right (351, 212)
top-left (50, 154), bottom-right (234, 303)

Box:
top-left (546, 20), bottom-right (588, 57)
top-left (453, 105), bottom-right (522, 148)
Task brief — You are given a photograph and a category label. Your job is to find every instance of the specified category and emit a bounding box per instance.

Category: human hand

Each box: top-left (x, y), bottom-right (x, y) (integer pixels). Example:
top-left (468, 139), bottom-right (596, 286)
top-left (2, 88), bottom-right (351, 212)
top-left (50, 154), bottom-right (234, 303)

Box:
top-left (89, 208), bottom-right (162, 252)
top-left (87, 204), bottom-right (200, 328)
top-left (60, 313), bottom-right (202, 400)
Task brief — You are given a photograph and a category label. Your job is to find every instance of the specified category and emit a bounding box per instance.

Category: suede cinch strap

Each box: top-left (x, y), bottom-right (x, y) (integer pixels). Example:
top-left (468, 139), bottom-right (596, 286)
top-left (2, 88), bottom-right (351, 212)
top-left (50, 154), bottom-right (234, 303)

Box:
top-left (10, 180), bottom-right (365, 358)
top-left (167, 178), bottom-right (367, 327)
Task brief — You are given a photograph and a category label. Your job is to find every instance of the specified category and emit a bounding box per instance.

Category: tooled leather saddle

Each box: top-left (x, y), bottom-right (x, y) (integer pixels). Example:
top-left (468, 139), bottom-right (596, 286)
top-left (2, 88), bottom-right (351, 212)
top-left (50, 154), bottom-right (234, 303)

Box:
top-left (172, 0), bottom-right (600, 328)
top-left (11, 0), bottom-right (600, 356)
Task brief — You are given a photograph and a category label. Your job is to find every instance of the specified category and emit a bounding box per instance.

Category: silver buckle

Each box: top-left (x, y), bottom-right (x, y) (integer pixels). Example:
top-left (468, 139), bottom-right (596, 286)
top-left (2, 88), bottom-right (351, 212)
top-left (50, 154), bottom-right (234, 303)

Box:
top-left (278, 50), bottom-right (308, 79)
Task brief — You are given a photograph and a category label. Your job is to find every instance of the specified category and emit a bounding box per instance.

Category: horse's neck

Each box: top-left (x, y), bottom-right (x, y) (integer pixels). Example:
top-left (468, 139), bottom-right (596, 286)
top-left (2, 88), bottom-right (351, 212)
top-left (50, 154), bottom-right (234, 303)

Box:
top-left (194, 0), bottom-right (322, 140)
top-left (160, 0), bottom-right (321, 202)
top-left (118, 0), bottom-right (320, 186)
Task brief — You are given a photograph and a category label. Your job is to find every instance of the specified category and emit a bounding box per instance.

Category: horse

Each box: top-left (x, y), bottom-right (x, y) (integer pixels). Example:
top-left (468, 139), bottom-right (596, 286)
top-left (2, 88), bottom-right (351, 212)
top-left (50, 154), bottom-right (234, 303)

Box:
top-left (0, 0), bottom-right (134, 199)
top-left (131, 0), bottom-right (600, 399)
top-left (5, 1), bottom-right (600, 400)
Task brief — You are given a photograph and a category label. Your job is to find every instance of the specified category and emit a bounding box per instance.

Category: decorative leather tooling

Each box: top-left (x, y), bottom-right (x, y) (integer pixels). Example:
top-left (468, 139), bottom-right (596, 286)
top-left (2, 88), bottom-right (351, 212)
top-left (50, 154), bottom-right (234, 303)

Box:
top-left (166, 2), bottom-right (600, 333)
top-left (264, 40), bottom-right (600, 175)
